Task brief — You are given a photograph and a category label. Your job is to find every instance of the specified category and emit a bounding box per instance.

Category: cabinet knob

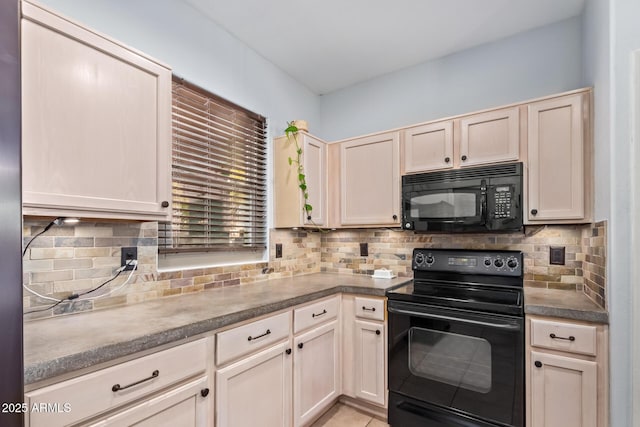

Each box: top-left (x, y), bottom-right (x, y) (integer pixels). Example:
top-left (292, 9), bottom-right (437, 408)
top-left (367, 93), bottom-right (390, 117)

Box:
top-left (531, 209), bottom-right (538, 215)
top-left (376, 329), bottom-right (381, 335)
top-left (534, 361), bottom-right (542, 368)
top-left (200, 388), bottom-right (210, 397)
top-left (461, 155), bottom-right (468, 161)
top-left (392, 214), bottom-right (398, 220)
top-left (285, 348), bottom-right (292, 355)
top-left (307, 215), bottom-right (312, 221)
top-left (444, 157), bottom-right (450, 163)
top-left (298, 342), bottom-right (304, 349)
top-left (161, 201), bottom-right (169, 208)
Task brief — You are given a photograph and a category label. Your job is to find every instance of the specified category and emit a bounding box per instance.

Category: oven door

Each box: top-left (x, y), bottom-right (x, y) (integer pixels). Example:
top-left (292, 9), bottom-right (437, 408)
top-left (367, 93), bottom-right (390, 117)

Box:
top-left (388, 300), bottom-right (524, 427)
top-left (401, 181), bottom-right (487, 232)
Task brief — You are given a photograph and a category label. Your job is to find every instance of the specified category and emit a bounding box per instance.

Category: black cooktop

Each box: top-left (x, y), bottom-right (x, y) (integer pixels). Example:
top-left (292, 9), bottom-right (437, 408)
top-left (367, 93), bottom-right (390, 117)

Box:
top-left (387, 248), bottom-right (524, 316)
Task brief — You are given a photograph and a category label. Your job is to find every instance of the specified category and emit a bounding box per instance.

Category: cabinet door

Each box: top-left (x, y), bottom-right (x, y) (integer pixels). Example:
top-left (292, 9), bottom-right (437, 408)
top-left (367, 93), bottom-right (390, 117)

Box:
top-left (459, 107), bottom-right (519, 167)
top-left (303, 134), bottom-right (327, 226)
top-left (530, 351), bottom-right (597, 427)
top-left (293, 320), bottom-right (340, 427)
top-left (21, 2), bottom-right (171, 221)
top-left (85, 377), bottom-right (210, 427)
top-left (527, 94), bottom-right (586, 222)
top-left (354, 320), bottom-right (386, 406)
top-left (274, 133), bottom-right (327, 228)
top-left (216, 342), bottom-right (293, 427)
top-left (402, 121), bottom-right (454, 173)
top-left (340, 132), bottom-right (400, 226)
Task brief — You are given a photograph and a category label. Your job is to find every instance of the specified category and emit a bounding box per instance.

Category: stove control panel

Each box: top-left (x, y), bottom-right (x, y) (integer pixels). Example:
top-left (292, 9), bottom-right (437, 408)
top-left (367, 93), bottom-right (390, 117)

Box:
top-left (412, 248), bottom-right (523, 277)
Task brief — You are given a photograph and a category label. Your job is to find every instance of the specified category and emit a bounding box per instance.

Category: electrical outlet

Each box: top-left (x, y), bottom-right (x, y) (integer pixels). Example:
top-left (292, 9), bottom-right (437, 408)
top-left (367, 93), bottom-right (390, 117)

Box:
top-left (275, 243), bottom-right (283, 258)
top-left (121, 247), bottom-right (138, 271)
top-left (549, 246), bottom-right (565, 265)
top-left (360, 243), bottom-right (368, 257)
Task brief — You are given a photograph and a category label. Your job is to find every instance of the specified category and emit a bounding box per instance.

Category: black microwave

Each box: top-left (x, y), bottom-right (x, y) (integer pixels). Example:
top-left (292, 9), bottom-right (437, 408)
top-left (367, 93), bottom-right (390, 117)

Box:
top-left (402, 162), bottom-right (523, 233)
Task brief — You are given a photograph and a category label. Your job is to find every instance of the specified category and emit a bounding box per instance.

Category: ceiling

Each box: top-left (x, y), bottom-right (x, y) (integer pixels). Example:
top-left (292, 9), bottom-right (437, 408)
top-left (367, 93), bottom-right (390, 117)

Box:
top-left (183, 0), bottom-right (585, 95)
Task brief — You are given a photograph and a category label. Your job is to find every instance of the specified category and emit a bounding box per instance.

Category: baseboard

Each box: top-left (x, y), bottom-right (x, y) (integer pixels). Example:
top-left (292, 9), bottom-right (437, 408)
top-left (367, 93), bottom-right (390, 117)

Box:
top-left (338, 395), bottom-right (388, 421)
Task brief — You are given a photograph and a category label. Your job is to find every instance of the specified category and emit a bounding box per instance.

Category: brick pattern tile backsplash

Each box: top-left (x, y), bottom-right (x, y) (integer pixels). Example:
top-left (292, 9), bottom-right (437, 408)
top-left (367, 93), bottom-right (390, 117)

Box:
top-left (23, 221), bottom-right (320, 319)
top-left (22, 220), bottom-right (606, 319)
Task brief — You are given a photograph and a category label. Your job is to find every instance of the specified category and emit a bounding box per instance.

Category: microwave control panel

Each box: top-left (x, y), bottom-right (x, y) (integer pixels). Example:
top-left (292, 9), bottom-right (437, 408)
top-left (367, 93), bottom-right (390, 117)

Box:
top-left (490, 185), bottom-right (515, 219)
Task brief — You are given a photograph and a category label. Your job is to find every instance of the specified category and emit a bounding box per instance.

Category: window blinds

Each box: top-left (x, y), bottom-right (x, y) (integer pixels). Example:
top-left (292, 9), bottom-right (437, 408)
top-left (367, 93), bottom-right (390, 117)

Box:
top-left (159, 77), bottom-right (267, 253)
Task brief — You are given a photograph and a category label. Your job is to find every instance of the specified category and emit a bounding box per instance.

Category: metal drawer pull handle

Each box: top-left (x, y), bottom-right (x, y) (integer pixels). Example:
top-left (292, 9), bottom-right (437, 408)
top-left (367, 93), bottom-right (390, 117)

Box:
top-left (550, 333), bottom-right (575, 341)
top-left (362, 306), bottom-right (376, 312)
top-left (312, 309), bottom-right (327, 318)
top-left (248, 329), bottom-right (271, 341)
top-left (112, 370), bottom-right (159, 392)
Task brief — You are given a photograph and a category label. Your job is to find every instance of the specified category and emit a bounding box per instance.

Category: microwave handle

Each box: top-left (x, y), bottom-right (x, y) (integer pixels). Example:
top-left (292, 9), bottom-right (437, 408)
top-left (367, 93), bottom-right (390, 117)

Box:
top-left (480, 193), bottom-right (487, 225)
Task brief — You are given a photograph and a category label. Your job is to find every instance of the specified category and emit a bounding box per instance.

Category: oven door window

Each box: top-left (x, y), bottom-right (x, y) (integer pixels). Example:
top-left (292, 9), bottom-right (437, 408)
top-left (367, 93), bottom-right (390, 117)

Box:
top-left (409, 328), bottom-right (491, 394)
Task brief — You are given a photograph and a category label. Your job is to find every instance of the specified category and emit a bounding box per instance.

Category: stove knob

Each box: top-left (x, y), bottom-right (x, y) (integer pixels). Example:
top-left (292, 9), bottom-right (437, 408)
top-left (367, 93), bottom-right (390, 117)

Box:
top-left (494, 259), bottom-right (504, 268)
top-left (484, 258), bottom-right (492, 267)
top-left (425, 255), bottom-right (435, 265)
top-left (507, 258), bottom-right (518, 269)
top-left (414, 253), bottom-right (425, 266)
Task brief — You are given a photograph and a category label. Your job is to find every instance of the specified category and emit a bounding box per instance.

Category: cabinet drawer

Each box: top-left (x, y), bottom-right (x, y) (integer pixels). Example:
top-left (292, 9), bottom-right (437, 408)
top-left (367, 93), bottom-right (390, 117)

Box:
top-left (530, 318), bottom-right (597, 356)
top-left (294, 295), bottom-right (340, 333)
top-left (354, 297), bottom-right (385, 321)
top-left (25, 339), bottom-right (207, 427)
top-left (217, 311), bottom-right (291, 365)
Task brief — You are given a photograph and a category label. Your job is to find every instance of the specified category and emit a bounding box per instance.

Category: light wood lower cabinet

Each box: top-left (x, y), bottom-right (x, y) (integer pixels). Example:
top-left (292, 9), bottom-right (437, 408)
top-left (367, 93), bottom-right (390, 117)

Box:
top-left (529, 351), bottom-right (597, 427)
top-left (87, 376), bottom-right (210, 427)
top-left (216, 342), bottom-right (293, 427)
top-left (342, 295), bottom-right (387, 409)
top-left (353, 319), bottom-right (386, 406)
top-left (526, 315), bottom-right (608, 427)
top-left (25, 339), bottom-right (211, 427)
top-left (293, 320), bottom-right (341, 427)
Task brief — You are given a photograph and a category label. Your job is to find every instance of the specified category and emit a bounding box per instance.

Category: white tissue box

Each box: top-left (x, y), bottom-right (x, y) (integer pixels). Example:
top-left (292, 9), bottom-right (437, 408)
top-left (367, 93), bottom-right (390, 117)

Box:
top-left (372, 269), bottom-right (396, 279)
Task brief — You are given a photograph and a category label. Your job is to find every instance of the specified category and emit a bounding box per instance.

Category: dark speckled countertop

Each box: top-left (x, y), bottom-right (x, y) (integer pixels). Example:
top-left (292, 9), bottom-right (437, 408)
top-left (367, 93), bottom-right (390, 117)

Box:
top-left (524, 287), bottom-right (608, 324)
top-left (24, 273), bottom-right (608, 388)
top-left (24, 273), bottom-right (410, 387)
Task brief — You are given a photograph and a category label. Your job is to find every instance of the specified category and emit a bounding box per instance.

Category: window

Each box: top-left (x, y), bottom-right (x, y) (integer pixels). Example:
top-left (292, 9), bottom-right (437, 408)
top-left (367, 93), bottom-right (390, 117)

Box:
top-left (159, 77), bottom-right (267, 253)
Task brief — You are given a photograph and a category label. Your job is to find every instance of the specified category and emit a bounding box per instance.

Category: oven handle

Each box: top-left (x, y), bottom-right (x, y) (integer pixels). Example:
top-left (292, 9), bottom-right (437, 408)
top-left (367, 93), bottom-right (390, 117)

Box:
top-left (387, 306), bottom-right (522, 331)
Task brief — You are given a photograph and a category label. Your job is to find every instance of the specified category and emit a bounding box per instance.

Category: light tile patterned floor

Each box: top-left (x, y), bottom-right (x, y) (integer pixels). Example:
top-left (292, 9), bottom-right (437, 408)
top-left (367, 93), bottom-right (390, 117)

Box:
top-left (311, 403), bottom-right (389, 427)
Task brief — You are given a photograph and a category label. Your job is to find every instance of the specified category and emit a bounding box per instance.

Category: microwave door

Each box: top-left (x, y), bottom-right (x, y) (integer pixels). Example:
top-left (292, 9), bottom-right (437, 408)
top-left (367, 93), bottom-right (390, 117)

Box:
top-left (405, 185), bottom-right (484, 230)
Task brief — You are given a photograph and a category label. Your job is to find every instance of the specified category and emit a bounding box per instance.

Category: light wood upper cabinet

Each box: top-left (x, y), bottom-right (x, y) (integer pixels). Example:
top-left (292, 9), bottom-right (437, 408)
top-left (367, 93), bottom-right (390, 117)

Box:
top-left (527, 93), bottom-right (590, 223)
top-left (459, 106), bottom-right (520, 168)
top-left (402, 121), bottom-right (454, 173)
top-left (274, 132), bottom-right (327, 227)
top-left (21, 1), bottom-right (172, 221)
top-left (338, 132), bottom-right (400, 227)
top-left (402, 107), bottom-right (519, 174)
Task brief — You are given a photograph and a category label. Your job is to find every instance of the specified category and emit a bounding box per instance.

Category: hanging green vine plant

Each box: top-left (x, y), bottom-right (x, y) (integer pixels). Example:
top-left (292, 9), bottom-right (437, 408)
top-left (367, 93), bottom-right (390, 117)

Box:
top-left (285, 121), bottom-right (313, 220)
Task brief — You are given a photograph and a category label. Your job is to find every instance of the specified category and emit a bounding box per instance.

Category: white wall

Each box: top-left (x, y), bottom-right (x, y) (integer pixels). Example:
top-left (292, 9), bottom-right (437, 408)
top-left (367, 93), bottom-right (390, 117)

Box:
top-left (582, 0), bottom-right (611, 223)
top-left (607, 0), bottom-right (640, 425)
top-left (318, 17), bottom-right (584, 141)
top-left (38, 0), bottom-right (320, 139)
top-left (38, 0), bottom-right (322, 268)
